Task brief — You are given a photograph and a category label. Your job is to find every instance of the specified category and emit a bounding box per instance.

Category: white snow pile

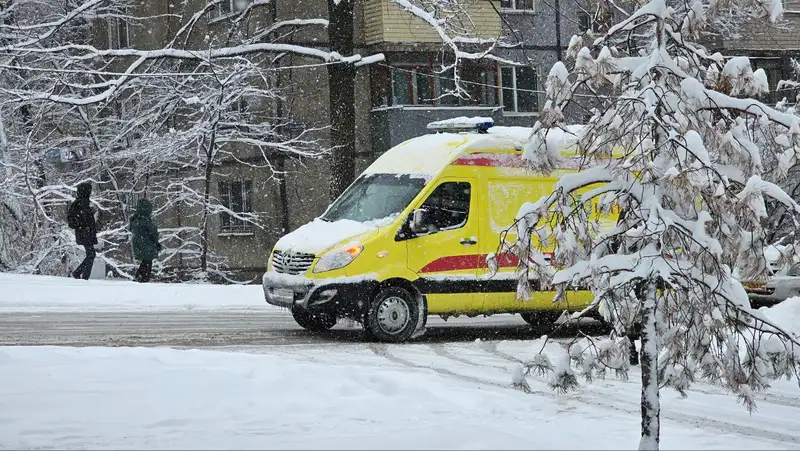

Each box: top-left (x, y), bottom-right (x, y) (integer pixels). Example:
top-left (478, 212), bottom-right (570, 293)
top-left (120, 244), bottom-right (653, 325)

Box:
top-left (760, 296), bottom-right (800, 337)
top-left (0, 273), bottom-right (267, 312)
top-left (3, 344), bottom-right (797, 450)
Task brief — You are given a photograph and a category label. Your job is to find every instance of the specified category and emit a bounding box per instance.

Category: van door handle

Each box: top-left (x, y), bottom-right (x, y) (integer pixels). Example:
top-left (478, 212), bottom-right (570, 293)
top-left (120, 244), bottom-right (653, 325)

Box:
top-left (460, 237), bottom-right (478, 245)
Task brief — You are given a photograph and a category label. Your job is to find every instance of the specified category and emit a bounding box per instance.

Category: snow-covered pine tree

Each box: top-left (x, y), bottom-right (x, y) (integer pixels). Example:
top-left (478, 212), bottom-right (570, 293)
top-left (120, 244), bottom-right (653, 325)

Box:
top-left (487, 0), bottom-right (800, 449)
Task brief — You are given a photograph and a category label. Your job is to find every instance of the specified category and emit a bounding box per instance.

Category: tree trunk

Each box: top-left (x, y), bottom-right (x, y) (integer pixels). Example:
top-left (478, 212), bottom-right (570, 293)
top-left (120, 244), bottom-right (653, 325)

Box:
top-left (638, 280), bottom-right (661, 451)
top-left (327, 0), bottom-right (356, 201)
top-left (199, 141), bottom-right (214, 274)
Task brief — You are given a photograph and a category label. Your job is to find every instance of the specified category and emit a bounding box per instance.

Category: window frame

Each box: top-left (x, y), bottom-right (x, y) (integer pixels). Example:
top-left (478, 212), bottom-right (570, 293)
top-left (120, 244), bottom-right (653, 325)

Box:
top-left (499, 65), bottom-right (539, 115)
top-left (416, 181), bottom-right (472, 235)
top-left (218, 179), bottom-right (255, 235)
top-left (749, 57), bottom-right (785, 105)
top-left (389, 64), bottom-right (499, 108)
top-left (500, 0), bottom-right (536, 12)
top-left (577, 11), bottom-right (597, 33)
top-left (209, 0), bottom-right (249, 22)
top-left (390, 65), bottom-right (459, 106)
top-left (783, 0), bottom-right (800, 13)
top-left (107, 9), bottom-right (130, 49)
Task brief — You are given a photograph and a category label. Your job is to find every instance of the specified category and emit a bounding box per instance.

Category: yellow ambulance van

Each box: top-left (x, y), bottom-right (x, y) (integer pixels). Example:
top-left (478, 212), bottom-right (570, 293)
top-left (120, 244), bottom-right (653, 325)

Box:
top-left (262, 119), bottom-right (616, 342)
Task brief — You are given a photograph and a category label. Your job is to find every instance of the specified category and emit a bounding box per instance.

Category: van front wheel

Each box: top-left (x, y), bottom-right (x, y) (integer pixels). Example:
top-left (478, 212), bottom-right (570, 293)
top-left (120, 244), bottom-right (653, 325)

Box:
top-left (365, 287), bottom-right (420, 343)
top-left (520, 311), bottom-right (563, 329)
top-left (291, 307), bottom-right (337, 331)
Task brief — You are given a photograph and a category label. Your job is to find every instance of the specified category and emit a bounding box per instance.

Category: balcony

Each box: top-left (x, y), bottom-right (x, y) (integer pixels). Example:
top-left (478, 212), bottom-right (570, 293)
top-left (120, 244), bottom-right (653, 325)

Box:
top-left (370, 105), bottom-right (504, 152)
top-left (362, 0), bottom-right (501, 46)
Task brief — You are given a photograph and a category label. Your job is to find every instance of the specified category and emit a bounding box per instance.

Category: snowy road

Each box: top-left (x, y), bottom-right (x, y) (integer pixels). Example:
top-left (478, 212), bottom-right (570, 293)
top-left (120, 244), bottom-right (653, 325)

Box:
top-left (0, 309), bottom-right (604, 347)
top-left (4, 274), bottom-right (800, 449)
top-left (0, 273), bottom-right (609, 347)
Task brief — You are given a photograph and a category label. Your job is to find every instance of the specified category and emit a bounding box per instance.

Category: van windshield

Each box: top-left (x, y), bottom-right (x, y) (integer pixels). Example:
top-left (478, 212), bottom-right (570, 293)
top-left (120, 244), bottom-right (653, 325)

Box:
top-left (322, 173), bottom-right (426, 223)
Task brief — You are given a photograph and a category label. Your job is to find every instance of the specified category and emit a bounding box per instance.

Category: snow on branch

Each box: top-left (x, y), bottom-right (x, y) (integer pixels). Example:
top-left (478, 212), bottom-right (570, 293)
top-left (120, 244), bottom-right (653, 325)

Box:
top-left (496, 0), bottom-right (800, 446)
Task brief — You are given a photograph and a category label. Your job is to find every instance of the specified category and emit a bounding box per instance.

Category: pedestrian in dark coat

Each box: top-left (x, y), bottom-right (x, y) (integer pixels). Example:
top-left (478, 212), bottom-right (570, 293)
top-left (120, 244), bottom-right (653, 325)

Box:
top-left (67, 182), bottom-right (98, 280)
top-left (130, 198), bottom-right (160, 283)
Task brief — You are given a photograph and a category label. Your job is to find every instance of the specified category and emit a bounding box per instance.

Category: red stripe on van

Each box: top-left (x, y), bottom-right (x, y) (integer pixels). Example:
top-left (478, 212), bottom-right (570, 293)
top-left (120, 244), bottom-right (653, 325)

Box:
top-left (419, 253), bottom-right (520, 273)
top-left (451, 153), bottom-right (527, 168)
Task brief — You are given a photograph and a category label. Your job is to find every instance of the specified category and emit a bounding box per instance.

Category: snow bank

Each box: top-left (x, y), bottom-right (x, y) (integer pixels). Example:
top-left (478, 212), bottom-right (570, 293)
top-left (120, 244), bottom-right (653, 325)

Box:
top-left (2, 345), bottom-right (790, 450)
top-left (760, 297), bottom-right (800, 337)
top-left (0, 273), bottom-right (266, 312)
top-left (274, 218), bottom-right (379, 254)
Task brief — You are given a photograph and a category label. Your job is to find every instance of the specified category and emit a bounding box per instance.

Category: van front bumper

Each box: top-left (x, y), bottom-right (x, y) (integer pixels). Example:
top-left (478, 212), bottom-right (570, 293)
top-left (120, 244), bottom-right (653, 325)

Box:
top-left (261, 271), bottom-right (378, 316)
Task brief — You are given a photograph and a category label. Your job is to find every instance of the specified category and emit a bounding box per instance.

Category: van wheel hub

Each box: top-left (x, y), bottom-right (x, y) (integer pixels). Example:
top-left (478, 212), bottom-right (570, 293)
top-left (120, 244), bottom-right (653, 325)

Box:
top-left (377, 296), bottom-right (410, 334)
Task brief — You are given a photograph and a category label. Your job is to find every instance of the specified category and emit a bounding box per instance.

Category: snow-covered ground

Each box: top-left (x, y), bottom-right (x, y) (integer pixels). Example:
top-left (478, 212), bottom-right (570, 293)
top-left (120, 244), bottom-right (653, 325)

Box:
top-left (4, 343), bottom-right (800, 450)
top-left (0, 273), bottom-right (266, 312)
top-left (3, 273), bottom-right (800, 449)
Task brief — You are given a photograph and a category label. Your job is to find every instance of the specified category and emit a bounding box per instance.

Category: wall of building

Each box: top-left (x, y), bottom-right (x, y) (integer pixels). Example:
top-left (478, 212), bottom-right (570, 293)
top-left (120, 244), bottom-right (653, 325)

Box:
top-left (721, 11), bottom-right (800, 52)
top-left (363, 0), bottom-right (501, 45)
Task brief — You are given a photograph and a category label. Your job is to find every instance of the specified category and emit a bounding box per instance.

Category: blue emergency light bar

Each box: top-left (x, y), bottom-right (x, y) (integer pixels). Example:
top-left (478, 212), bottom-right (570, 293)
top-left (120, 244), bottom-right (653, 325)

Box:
top-left (426, 117), bottom-right (494, 134)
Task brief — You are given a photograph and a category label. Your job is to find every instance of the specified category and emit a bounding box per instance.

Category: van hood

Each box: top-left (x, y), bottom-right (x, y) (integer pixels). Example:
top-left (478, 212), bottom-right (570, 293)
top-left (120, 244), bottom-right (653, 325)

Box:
top-left (274, 218), bottom-right (382, 255)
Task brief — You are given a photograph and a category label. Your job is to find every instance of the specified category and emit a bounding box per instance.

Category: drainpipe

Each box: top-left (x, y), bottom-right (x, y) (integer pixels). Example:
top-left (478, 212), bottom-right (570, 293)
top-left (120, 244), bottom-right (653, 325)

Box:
top-left (554, 0), bottom-right (563, 61)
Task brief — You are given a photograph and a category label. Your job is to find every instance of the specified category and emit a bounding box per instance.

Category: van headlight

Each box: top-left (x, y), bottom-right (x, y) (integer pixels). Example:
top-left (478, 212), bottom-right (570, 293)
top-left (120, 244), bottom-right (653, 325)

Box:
top-left (313, 242), bottom-right (363, 273)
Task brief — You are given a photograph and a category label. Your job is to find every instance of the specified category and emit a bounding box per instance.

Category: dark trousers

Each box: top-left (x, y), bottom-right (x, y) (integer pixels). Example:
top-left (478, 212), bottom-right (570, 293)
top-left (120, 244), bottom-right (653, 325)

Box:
top-left (73, 245), bottom-right (96, 280)
top-left (135, 259), bottom-right (153, 283)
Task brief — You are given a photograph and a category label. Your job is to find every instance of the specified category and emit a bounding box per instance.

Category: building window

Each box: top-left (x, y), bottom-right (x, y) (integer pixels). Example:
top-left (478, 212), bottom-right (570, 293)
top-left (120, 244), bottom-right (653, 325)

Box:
top-left (391, 66), bottom-right (459, 106)
top-left (578, 11), bottom-right (595, 33)
top-left (108, 10), bottom-right (129, 49)
top-left (783, 0), bottom-right (800, 13)
top-left (500, 66), bottom-right (538, 114)
top-left (500, 0), bottom-right (535, 11)
top-left (750, 58), bottom-right (784, 105)
top-left (210, 0), bottom-right (250, 20)
top-left (218, 180), bottom-right (254, 234)
top-left (481, 68), bottom-right (498, 106)
top-left (389, 65), bottom-right (500, 107)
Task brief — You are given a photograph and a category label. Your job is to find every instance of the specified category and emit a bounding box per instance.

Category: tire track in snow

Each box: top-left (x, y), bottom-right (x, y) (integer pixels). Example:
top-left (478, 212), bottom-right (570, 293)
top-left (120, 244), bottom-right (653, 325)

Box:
top-left (476, 342), bottom-right (800, 444)
top-left (476, 341), bottom-right (800, 410)
top-left (367, 343), bottom-right (526, 392)
top-left (425, 343), bottom-right (509, 371)
top-left (371, 342), bottom-right (800, 446)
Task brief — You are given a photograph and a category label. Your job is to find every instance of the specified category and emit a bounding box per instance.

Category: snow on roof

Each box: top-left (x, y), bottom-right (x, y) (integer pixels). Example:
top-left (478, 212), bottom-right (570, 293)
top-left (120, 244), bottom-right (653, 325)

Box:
top-left (364, 125), bottom-right (585, 177)
top-left (489, 125), bottom-right (583, 152)
top-left (363, 133), bottom-right (472, 177)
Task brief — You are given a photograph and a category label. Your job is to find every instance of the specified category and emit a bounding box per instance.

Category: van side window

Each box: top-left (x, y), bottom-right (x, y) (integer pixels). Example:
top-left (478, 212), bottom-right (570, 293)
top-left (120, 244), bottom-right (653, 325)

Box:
top-left (420, 182), bottom-right (471, 233)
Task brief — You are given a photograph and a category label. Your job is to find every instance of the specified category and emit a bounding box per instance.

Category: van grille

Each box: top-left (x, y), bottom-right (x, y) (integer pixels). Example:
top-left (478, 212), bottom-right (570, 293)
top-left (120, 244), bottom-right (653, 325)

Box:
top-left (272, 250), bottom-right (315, 275)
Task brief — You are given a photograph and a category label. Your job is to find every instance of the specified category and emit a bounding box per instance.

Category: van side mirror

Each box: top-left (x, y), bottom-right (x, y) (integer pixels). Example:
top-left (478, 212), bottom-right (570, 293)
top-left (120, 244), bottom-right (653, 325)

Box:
top-left (409, 208), bottom-right (429, 234)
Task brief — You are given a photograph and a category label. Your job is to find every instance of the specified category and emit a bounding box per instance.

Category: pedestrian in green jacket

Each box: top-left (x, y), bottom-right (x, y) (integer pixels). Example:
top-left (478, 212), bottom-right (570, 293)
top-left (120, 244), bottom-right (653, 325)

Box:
top-left (130, 198), bottom-right (160, 283)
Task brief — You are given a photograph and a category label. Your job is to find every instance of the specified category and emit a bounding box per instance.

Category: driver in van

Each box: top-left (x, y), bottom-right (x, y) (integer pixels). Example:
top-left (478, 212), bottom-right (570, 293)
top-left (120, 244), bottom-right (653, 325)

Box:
top-left (421, 183), bottom-right (470, 233)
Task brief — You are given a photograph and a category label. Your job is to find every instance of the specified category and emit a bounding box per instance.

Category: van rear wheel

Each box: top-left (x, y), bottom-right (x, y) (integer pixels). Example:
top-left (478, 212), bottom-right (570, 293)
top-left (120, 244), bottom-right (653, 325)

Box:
top-left (520, 311), bottom-right (563, 329)
top-left (365, 286), bottom-right (419, 343)
top-left (291, 307), bottom-right (337, 331)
